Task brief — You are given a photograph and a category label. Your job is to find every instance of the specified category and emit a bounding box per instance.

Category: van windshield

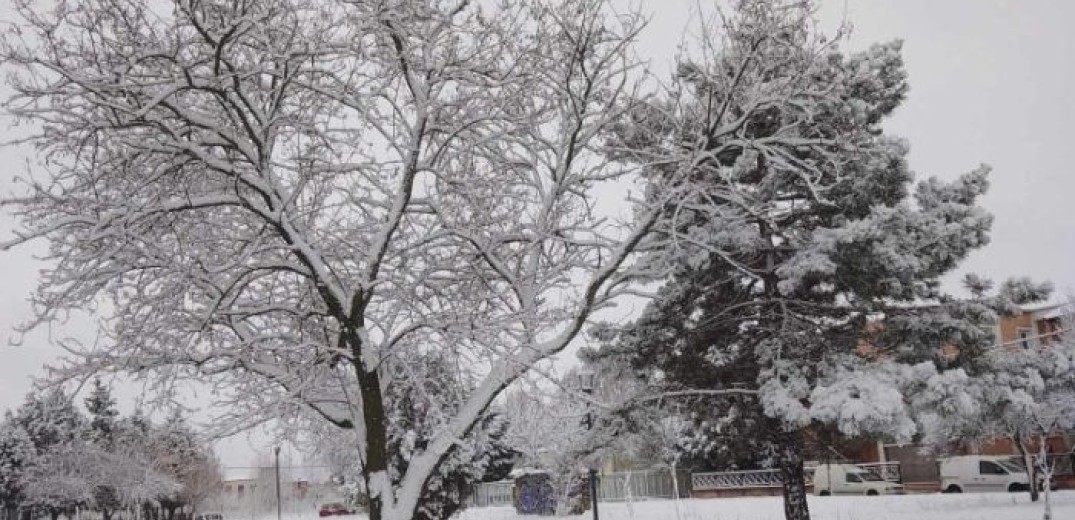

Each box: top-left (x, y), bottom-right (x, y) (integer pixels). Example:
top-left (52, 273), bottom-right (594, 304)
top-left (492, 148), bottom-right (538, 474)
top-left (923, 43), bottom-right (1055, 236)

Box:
top-left (999, 460), bottom-right (1025, 473)
top-left (852, 470), bottom-right (884, 482)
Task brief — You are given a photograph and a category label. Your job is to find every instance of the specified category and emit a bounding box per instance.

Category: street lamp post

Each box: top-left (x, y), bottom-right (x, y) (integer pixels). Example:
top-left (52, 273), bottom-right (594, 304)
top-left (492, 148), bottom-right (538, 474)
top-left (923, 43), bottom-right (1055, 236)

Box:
top-left (579, 371), bottom-right (599, 520)
top-left (274, 447), bottom-right (282, 520)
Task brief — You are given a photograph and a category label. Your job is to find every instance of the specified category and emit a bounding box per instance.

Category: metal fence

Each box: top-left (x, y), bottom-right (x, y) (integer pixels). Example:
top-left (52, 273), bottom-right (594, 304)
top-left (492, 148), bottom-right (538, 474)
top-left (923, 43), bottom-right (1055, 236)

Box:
top-left (597, 469), bottom-right (682, 501)
top-left (692, 461), bottom-right (901, 492)
top-left (469, 480), bottom-right (515, 508)
top-left (469, 470), bottom-right (684, 507)
top-left (692, 469), bottom-right (783, 490)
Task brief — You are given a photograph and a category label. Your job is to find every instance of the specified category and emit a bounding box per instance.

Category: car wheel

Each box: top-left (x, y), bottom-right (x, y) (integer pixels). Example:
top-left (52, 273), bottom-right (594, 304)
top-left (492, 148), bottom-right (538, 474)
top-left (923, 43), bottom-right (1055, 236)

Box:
top-left (944, 485), bottom-right (962, 493)
top-left (819, 490), bottom-right (831, 496)
top-left (866, 489), bottom-right (879, 496)
top-left (1008, 483), bottom-right (1025, 493)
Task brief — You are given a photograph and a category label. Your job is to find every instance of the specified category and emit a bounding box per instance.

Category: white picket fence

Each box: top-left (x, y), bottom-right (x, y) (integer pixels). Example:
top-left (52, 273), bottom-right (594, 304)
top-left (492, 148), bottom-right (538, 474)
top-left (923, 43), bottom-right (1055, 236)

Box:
top-left (597, 469), bottom-right (679, 502)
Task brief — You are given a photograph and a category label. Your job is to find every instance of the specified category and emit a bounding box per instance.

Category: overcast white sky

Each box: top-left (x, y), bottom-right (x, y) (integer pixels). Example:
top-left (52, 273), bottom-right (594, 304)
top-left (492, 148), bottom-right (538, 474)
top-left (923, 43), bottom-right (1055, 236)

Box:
top-left (2, 0), bottom-right (1073, 466)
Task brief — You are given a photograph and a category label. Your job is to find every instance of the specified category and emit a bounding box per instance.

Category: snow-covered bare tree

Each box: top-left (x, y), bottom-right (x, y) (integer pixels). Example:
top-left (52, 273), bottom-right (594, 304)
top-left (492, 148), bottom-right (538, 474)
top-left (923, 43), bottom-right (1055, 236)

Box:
top-left (0, 2), bottom-right (673, 519)
top-left (597, 1), bottom-right (997, 519)
top-left (502, 384), bottom-right (593, 514)
top-left (21, 441), bottom-right (179, 520)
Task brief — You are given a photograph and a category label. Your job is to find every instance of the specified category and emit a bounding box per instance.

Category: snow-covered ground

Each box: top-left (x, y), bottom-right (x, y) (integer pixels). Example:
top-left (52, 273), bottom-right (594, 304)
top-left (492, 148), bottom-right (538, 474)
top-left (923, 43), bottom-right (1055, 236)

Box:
top-left (265, 491), bottom-right (1073, 520)
top-left (456, 492), bottom-right (1075, 520)
top-left (455, 492), bottom-right (1075, 520)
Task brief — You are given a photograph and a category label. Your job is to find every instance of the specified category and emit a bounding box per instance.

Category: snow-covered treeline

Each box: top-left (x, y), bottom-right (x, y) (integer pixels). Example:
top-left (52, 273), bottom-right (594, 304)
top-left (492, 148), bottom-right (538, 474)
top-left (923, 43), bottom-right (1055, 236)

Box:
top-left (0, 381), bottom-right (218, 520)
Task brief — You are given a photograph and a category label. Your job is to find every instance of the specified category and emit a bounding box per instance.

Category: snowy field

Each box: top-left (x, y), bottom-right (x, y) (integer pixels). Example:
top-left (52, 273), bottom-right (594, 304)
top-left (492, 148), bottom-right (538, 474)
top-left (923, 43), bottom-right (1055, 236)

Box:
top-left (267, 491), bottom-right (1075, 520)
top-left (455, 492), bottom-right (1075, 520)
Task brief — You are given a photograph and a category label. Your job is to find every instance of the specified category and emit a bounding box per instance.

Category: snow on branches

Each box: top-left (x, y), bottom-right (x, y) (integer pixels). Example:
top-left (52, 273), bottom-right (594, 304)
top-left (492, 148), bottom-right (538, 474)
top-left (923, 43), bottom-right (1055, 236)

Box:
top-left (0, 1), bottom-right (670, 519)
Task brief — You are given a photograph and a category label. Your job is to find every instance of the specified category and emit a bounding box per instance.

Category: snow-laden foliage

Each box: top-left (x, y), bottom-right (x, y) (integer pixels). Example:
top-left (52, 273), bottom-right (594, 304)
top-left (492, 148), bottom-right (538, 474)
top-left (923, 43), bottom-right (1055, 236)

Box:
top-left (384, 352), bottom-right (516, 520)
top-left (0, 2), bottom-right (676, 518)
top-left (593, 1), bottom-right (997, 519)
top-left (807, 362), bottom-right (917, 441)
top-left (1, 387), bottom-right (217, 518)
top-left (0, 418), bottom-right (34, 511)
top-left (85, 379), bottom-right (120, 449)
top-left (21, 441), bottom-right (179, 514)
top-left (13, 390), bottom-right (84, 456)
top-left (501, 381), bottom-right (596, 516)
top-left (149, 411), bottom-right (223, 514)
top-left (912, 298), bottom-right (1075, 502)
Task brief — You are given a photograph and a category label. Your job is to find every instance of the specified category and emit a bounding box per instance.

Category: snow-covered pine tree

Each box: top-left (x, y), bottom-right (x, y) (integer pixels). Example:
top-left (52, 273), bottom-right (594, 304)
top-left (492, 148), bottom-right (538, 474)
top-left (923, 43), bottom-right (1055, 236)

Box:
top-left (13, 390), bottom-right (84, 456)
top-left (0, 416), bottom-right (34, 520)
top-left (601, 1), bottom-right (995, 519)
top-left (10, 390), bottom-right (86, 520)
top-left (149, 411), bottom-right (219, 520)
top-left (85, 379), bottom-right (120, 449)
top-left (584, 261), bottom-right (794, 474)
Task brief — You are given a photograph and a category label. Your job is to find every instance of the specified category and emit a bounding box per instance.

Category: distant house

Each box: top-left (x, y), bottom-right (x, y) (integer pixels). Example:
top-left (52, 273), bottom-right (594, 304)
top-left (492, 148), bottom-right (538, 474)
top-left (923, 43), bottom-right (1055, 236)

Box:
top-left (996, 302), bottom-right (1066, 350)
top-left (220, 468), bottom-right (260, 504)
top-left (217, 465), bottom-right (340, 513)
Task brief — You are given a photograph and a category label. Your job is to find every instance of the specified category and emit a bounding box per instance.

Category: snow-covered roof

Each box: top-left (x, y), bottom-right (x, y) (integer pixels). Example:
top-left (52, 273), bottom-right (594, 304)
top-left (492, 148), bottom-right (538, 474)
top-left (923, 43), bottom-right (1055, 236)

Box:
top-left (222, 465), bottom-right (333, 484)
top-left (1018, 298), bottom-right (1067, 314)
top-left (509, 467), bottom-right (550, 478)
top-left (1038, 304), bottom-right (1070, 320)
top-left (222, 467), bottom-right (259, 482)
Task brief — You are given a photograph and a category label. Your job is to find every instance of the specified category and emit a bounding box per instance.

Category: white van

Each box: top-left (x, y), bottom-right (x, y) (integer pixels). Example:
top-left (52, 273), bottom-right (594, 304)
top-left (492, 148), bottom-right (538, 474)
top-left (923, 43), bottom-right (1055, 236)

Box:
top-left (939, 455), bottom-right (1033, 493)
top-left (811, 463), bottom-right (905, 496)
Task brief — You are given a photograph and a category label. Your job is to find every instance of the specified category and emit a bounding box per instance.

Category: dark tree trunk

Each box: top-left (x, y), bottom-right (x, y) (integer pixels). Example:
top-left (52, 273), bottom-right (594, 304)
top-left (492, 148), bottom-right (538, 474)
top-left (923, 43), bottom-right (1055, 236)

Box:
top-left (776, 428), bottom-right (811, 520)
top-left (354, 337), bottom-right (390, 520)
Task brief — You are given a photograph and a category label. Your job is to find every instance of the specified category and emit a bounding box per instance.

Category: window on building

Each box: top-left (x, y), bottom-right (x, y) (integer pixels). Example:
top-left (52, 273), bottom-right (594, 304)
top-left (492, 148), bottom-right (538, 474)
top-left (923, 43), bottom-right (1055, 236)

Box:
top-left (237, 484), bottom-right (245, 497)
top-left (1017, 328), bottom-right (1032, 349)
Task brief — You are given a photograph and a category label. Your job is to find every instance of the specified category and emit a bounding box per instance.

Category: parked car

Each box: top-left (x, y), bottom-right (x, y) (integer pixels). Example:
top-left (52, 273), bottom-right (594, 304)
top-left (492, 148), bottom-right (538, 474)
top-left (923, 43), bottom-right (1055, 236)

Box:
top-left (811, 463), bottom-right (905, 496)
top-left (318, 503), bottom-right (353, 517)
top-left (195, 513), bottom-right (223, 520)
top-left (939, 455), bottom-right (1052, 493)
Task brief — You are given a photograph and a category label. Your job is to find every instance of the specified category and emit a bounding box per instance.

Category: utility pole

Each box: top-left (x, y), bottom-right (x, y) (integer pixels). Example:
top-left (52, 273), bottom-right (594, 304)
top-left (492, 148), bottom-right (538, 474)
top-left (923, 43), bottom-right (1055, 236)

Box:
top-left (274, 447), bottom-right (282, 520)
top-left (580, 371), bottom-right (599, 520)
